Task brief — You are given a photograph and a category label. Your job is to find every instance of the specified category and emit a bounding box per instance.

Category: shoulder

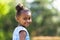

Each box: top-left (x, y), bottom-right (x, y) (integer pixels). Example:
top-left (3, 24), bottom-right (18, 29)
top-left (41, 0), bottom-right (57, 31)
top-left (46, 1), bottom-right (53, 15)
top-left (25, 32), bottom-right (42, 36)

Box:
top-left (17, 26), bottom-right (27, 31)
top-left (14, 25), bottom-right (27, 33)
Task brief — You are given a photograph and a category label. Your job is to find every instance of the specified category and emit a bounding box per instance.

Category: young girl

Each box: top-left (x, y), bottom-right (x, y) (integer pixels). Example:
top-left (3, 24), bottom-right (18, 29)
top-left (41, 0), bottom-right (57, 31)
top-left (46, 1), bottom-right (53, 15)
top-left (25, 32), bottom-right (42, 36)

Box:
top-left (13, 4), bottom-right (32, 40)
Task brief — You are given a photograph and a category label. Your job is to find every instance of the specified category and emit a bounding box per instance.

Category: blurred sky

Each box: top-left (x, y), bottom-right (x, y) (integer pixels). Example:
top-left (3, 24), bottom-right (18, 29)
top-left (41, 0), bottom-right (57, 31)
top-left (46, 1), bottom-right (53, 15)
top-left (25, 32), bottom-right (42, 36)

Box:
top-left (15, 0), bottom-right (60, 12)
top-left (52, 0), bottom-right (60, 11)
top-left (26, 0), bottom-right (60, 11)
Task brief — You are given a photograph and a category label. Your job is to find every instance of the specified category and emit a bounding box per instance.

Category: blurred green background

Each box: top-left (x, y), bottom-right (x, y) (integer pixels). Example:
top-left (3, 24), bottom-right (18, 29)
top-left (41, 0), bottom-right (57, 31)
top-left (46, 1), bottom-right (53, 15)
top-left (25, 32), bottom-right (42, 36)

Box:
top-left (0, 0), bottom-right (60, 40)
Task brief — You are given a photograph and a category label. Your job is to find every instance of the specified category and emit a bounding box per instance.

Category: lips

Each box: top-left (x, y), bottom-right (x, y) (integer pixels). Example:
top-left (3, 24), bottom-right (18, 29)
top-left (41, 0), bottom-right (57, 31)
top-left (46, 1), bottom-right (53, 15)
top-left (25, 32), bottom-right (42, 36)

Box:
top-left (26, 23), bottom-right (30, 25)
top-left (24, 22), bottom-right (30, 26)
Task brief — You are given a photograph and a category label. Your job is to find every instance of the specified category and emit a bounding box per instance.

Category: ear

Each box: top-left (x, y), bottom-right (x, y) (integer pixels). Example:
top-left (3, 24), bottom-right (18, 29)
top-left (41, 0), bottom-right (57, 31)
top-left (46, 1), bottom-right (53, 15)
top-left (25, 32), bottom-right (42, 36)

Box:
top-left (15, 16), bottom-right (19, 22)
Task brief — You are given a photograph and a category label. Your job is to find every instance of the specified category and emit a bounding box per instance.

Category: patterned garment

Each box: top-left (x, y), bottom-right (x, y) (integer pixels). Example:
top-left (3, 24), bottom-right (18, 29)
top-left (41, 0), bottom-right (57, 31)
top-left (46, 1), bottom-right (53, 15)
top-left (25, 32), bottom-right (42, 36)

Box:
top-left (12, 25), bottom-right (30, 40)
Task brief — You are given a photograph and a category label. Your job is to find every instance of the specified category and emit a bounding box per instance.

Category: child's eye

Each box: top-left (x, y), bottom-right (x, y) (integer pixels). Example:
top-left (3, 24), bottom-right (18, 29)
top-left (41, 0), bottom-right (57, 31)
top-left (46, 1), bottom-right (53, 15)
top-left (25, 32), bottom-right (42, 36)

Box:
top-left (23, 17), bottom-right (31, 20)
top-left (28, 17), bottom-right (30, 20)
top-left (23, 18), bottom-right (27, 20)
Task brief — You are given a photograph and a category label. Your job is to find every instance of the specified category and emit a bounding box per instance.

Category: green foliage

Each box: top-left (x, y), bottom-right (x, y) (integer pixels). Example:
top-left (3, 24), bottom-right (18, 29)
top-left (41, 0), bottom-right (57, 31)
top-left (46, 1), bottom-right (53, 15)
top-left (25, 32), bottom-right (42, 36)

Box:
top-left (0, 3), bottom-right (10, 15)
top-left (28, 0), bottom-right (60, 36)
top-left (0, 0), bottom-right (60, 40)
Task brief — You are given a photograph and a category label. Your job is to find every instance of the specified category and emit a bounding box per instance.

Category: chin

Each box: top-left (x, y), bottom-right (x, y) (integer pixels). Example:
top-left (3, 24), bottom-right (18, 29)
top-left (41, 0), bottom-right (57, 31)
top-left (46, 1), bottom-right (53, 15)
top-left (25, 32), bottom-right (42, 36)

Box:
top-left (25, 25), bottom-right (30, 27)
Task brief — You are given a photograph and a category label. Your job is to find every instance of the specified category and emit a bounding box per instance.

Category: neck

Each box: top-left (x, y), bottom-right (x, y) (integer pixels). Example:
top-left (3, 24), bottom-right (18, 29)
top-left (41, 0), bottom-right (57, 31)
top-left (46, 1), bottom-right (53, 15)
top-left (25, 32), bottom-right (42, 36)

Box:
top-left (18, 24), bottom-right (25, 27)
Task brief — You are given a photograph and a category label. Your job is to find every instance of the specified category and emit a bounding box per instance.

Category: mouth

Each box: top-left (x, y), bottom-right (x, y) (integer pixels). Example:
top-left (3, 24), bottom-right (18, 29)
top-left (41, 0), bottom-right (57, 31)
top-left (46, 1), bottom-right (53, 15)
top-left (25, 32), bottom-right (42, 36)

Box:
top-left (25, 22), bottom-right (30, 26)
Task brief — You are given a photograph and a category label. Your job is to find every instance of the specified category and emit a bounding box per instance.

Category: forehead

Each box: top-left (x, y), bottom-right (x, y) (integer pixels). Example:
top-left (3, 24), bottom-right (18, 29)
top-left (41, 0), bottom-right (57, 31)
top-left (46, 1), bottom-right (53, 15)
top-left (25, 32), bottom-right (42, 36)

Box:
top-left (20, 11), bottom-right (31, 17)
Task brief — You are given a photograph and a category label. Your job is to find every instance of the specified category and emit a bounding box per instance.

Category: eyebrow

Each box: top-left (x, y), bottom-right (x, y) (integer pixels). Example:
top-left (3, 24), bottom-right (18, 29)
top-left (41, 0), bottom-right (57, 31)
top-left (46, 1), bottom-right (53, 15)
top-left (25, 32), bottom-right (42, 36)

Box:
top-left (24, 15), bottom-right (31, 18)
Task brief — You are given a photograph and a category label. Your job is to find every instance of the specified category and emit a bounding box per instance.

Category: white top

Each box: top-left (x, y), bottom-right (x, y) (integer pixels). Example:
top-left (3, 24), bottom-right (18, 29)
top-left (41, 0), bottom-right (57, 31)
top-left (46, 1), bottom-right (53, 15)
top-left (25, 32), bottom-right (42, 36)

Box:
top-left (12, 25), bottom-right (30, 40)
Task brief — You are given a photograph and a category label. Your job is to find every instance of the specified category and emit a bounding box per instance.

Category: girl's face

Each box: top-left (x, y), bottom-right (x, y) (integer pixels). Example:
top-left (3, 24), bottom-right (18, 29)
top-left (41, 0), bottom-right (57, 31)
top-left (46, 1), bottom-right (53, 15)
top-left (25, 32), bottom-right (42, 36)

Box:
top-left (17, 11), bottom-right (32, 27)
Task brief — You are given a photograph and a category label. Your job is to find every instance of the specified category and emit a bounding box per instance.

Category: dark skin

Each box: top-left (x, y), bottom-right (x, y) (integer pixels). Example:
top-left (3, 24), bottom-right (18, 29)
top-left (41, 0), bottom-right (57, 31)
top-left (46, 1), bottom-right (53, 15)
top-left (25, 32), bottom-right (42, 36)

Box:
top-left (16, 11), bottom-right (32, 40)
top-left (17, 11), bottom-right (32, 27)
top-left (19, 30), bottom-right (26, 40)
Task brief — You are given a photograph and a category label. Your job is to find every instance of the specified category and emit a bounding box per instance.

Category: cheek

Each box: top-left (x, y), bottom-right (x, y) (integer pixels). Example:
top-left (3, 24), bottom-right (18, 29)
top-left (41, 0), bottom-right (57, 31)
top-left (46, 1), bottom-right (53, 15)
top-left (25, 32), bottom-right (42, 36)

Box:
top-left (22, 21), bottom-right (25, 24)
top-left (29, 19), bottom-right (32, 23)
top-left (19, 19), bottom-right (25, 24)
top-left (30, 19), bottom-right (32, 22)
